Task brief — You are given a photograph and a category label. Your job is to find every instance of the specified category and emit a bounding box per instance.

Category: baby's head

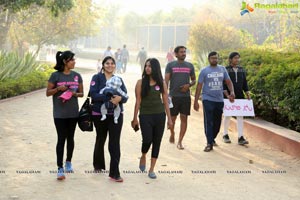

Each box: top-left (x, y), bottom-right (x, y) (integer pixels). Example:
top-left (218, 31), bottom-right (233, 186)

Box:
top-left (106, 76), bottom-right (122, 90)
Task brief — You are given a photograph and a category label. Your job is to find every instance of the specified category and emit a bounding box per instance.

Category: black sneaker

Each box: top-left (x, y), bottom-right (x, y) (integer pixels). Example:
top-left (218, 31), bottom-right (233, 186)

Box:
top-left (223, 134), bottom-right (231, 143)
top-left (204, 144), bottom-right (213, 152)
top-left (238, 136), bottom-right (249, 145)
top-left (212, 141), bottom-right (218, 146)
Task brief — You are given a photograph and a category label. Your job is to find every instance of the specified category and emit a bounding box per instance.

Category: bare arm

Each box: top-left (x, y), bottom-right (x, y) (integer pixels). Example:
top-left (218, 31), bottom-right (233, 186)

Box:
top-left (190, 74), bottom-right (196, 87)
top-left (72, 83), bottom-right (84, 98)
top-left (193, 82), bottom-right (203, 111)
top-left (164, 72), bottom-right (171, 89)
top-left (131, 79), bottom-right (142, 128)
top-left (225, 79), bottom-right (235, 102)
top-left (46, 82), bottom-right (68, 97)
top-left (180, 74), bottom-right (197, 92)
top-left (223, 90), bottom-right (230, 98)
top-left (161, 82), bottom-right (173, 128)
top-left (110, 95), bottom-right (122, 105)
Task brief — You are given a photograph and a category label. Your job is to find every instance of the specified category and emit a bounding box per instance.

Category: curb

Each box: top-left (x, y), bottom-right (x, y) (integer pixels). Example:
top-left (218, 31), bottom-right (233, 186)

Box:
top-left (230, 118), bottom-right (300, 158)
top-left (0, 88), bottom-right (45, 104)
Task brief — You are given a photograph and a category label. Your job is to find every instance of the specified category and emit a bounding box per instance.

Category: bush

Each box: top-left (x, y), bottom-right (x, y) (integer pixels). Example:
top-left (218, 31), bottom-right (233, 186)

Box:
top-left (0, 63), bottom-right (54, 99)
top-left (0, 52), bottom-right (40, 81)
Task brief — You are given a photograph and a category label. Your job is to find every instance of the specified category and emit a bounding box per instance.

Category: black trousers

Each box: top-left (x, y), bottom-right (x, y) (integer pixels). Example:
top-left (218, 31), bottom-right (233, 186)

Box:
top-left (202, 100), bottom-right (224, 145)
top-left (139, 113), bottom-right (166, 158)
top-left (92, 114), bottom-right (123, 178)
top-left (54, 118), bottom-right (78, 168)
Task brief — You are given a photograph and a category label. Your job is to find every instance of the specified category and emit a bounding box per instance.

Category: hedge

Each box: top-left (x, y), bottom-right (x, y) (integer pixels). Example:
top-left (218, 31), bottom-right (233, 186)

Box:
top-left (0, 64), bottom-right (54, 100)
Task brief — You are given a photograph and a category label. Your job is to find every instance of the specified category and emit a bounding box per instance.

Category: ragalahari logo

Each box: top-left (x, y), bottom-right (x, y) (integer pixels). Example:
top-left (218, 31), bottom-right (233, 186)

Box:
top-left (240, 1), bottom-right (254, 15)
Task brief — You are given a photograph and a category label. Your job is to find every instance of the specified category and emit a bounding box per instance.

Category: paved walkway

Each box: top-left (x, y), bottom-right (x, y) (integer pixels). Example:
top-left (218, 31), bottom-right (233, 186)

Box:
top-left (0, 61), bottom-right (299, 200)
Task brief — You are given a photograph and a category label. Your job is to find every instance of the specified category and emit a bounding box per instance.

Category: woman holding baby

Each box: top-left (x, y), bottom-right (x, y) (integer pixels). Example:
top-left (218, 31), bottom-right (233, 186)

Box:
top-left (89, 56), bottom-right (128, 182)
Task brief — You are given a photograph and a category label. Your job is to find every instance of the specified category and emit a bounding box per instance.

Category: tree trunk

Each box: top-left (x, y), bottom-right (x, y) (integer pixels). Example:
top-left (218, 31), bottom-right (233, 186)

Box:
top-left (0, 9), bottom-right (13, 51)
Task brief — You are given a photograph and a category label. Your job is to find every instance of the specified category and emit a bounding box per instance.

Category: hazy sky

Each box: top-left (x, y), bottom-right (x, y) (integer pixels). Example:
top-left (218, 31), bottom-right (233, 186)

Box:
top-left (95, 0), bottom-right (207, 15)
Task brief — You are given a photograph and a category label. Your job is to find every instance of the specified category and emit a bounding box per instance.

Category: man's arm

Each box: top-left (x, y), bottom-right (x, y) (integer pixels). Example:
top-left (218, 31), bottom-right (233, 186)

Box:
top-left (189, 74), bottom-right (196, 87)
top-left (165, 72), bottom-right (171, 90)
top-left (189, 64), bottom-right (196, 87)
top-left (193, 82), bottom-right (203, 111)
top-left (225, 79), bottom-right (235, 102)
top-left (180, 74), bottom-right (196, 93)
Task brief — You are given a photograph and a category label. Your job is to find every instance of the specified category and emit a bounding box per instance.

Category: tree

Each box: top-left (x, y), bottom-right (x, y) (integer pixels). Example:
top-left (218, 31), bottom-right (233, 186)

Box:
top-left (188, 20), bottom-right (243, 67)
top-left (239, 29), bottom-right (255, 48)
top-left (7, 0), bottom-right (99, 55)
top-left (289, 16), bottom-right (300, 52)
top-left (0, 0), bottom-right (73, 16)
top-left (0, 0), bottom-right (74, 50)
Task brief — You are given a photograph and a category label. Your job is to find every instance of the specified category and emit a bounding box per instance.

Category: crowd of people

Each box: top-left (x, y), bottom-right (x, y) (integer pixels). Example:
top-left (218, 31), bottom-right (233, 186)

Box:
top-left (47, 45), bottom-right (251, 182)
top-left (100, 45), bottom-right (130, 74)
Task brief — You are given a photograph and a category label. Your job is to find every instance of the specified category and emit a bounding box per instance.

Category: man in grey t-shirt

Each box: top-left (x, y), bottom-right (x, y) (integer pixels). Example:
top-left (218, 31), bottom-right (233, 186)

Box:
top-left (194, 51), bottom-right (235, 152)
top-left (165, 46), bottom-right (196, 150)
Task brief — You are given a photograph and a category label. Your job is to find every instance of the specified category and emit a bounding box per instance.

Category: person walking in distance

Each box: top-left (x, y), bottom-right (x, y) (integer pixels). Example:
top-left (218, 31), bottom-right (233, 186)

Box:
top-left (137, 47), bottom-right (147, 73)
top-left (114, 48), bottom-right (122, 74)
top-left (166, 47), bottom-right (175, 63)
top-left (103, 46), bottom-right (113, 59)
top-left (165, 46), bottom-right (196, 150)
top-left (121, 44), bottom-right (129, 73)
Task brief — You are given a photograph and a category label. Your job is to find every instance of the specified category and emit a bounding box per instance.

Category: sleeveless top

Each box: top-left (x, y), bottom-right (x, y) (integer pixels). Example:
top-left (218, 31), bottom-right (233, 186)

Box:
top-left (140, 85), bottom-right (164, 115)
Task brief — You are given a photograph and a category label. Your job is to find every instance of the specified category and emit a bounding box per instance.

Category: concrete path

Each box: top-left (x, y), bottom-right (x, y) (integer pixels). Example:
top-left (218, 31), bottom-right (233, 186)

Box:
top-left (0, 61), bottom-right (299, 200)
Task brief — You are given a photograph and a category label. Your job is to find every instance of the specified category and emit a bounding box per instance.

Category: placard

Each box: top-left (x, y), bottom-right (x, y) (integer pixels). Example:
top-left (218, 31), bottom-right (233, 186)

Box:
top-left (223, 99), bottom-right (255, 116)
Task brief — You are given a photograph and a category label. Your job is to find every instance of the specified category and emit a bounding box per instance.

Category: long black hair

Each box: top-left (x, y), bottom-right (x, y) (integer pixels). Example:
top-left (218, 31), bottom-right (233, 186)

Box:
top-left (141, 58), bottom-right (164, 98)
top-left (100, 56), bottom-right (116, 73)
top-left (54, 50), bottom-right (75, 71)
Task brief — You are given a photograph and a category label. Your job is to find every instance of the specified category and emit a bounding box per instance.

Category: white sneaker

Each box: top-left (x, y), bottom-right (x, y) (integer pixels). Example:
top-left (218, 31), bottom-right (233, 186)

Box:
top-left (114, 117), bottom-right (118, 124)
top-left (101, 115), bottom-right (107, 121)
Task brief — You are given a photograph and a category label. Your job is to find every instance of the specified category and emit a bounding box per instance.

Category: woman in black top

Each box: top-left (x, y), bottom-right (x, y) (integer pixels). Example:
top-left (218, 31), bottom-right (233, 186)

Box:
top-left (132, 58), bottom-right (172, 179)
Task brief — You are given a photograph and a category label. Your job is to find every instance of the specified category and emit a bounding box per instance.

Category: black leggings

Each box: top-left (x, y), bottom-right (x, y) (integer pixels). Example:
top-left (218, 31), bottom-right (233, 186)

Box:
top-left (139, 113), bottom-right (166, 158)
top-left (93, 114), bottom-right (123, 178)
top-left (54, 118), bottom-right (78, 168)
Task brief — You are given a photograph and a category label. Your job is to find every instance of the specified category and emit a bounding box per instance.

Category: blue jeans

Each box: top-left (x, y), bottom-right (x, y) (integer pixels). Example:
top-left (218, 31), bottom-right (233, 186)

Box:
top-left (202, 100), bottom-right (224, 145)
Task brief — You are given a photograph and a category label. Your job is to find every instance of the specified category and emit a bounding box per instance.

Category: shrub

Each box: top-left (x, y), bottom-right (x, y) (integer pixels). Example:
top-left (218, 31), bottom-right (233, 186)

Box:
top-left (0, 63), bottom-right (54, 99)
top-left (0, 52), bottom-right (40, 81)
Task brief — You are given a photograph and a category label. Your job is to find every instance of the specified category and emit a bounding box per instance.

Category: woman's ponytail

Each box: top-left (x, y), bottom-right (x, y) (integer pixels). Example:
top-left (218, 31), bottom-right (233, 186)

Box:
top-left (54, 50), bottom-right (75, 71)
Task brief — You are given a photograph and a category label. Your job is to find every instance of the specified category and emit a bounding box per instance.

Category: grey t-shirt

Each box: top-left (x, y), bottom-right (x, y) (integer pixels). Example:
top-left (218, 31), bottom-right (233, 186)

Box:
top-left (165, 61), bottom-right (195, 97)
top-left (198, 65), bottom-right (230, 102)
top-left (48, 71), bottom-right (83, 118)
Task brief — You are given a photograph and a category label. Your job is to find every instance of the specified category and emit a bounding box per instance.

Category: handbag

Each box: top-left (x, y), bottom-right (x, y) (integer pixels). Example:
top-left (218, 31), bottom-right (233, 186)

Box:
top-left (78, 92), bottom-right (93, 132)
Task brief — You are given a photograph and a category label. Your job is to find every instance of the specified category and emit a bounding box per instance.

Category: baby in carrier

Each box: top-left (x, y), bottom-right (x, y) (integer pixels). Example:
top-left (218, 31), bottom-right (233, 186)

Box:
top-left (99, 76), bottom-right (128, 124)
